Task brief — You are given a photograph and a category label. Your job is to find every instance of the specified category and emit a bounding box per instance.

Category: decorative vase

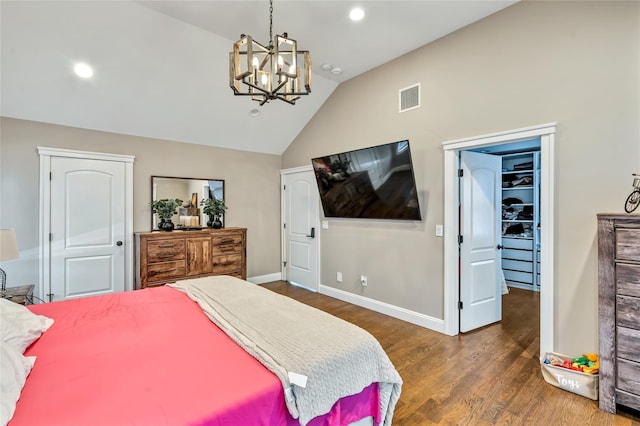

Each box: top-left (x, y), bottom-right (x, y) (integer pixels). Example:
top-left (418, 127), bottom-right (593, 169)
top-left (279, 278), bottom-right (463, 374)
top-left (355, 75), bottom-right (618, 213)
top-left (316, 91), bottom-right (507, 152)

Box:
top-left (157, 218), bottom-right (165, 230)
top-left (207, 217), bottom-right (222, 229)
top-left (161, 219), bottom-right (175, 231)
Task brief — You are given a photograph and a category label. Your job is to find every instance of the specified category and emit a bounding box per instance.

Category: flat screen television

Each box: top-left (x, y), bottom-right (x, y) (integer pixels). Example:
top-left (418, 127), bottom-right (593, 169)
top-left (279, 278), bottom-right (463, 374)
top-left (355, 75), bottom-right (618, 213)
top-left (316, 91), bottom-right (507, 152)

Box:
top-left (311, 140), bottom-right (421, 220)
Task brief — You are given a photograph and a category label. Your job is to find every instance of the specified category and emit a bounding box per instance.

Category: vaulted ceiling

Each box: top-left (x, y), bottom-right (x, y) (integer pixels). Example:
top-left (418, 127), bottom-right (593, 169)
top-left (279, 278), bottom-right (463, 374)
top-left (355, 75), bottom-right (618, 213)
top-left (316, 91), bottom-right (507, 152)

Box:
top-left (1, 1), bottom-right (517, 155)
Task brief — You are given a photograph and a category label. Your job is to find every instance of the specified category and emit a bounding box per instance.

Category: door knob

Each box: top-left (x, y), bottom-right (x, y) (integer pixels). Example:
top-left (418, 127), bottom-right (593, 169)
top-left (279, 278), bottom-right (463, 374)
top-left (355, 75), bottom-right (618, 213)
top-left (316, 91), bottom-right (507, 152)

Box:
top-left (116, 241), bottom-right (123, 246)
top-left (306, 228), bottom-right (316, 238)
top-left (496, 244), bottom-right (503, 249)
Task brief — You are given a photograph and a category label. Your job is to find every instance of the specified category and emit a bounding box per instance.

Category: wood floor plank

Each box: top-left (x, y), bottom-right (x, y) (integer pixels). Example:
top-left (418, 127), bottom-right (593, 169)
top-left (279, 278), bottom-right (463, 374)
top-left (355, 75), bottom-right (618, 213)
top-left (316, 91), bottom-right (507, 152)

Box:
top-left (260, 282), bottom-right (640, 425)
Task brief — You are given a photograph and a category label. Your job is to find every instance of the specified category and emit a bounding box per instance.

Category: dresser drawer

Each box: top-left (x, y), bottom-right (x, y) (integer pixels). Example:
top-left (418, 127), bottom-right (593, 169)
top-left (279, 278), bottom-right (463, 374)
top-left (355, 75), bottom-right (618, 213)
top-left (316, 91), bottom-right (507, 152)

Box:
top-left (502, 259), bottom-right (533, 273)
top-left (503, 269), bottom-right (533, 284)
top-left (212, 254), bottom-right (242, 275)
top-left (212, 244), bottom-right (242, 256)
top-left (617, 326), bottom-right (640, 363)
top-left (616, 228), bottom-right (640, 261)
top-left (502, 238), bottom-right (532, 250)
top-left (617, 263), bottom-right (640, 297)
top-left (616, 295), bottom-right (640, 329)
top-left (616, 358), bottom-right (640, 397)
top-left (146, 261), bottom-right (187, 283)
top-left (147, 239), bottom-right (186, 263)
top-left (212, 233), bottom-right (243, 246)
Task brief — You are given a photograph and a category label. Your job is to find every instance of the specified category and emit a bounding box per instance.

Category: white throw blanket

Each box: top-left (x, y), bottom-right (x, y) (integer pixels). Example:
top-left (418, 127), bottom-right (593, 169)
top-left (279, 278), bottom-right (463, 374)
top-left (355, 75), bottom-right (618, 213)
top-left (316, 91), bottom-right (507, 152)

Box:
top-left (170, 276), bottom-right (402, 426)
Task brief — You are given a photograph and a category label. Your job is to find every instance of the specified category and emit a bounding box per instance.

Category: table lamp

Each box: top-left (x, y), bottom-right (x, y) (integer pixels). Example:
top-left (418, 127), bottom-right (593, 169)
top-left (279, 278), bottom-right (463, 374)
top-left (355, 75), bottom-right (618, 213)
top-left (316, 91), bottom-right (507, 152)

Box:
top-left (0, 229), bottom-right (20, 296)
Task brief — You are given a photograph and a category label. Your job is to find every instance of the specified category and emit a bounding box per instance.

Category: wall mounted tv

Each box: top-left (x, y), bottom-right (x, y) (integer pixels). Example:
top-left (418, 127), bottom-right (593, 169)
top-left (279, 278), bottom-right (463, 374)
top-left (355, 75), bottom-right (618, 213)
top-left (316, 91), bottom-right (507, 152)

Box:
top-left (311, 140), bottom-right (421, 220)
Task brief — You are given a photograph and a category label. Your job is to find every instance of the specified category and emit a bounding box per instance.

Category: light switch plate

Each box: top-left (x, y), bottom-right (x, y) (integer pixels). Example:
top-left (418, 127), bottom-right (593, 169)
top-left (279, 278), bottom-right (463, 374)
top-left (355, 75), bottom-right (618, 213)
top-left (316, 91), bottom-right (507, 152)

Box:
top-left (436, 224), bottom-right (444, 237)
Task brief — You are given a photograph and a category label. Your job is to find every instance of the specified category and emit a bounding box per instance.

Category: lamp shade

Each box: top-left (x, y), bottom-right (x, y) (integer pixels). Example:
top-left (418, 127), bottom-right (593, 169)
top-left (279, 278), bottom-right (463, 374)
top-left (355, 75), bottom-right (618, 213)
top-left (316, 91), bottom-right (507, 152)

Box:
top-left (0, 229), bottom-right (19, 261)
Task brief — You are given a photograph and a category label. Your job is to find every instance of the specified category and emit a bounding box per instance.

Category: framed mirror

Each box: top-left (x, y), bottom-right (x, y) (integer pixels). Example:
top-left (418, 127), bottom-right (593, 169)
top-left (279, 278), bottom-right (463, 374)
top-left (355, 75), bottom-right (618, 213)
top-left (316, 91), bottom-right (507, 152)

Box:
top-left (151, 176), bottom-right (225, 230)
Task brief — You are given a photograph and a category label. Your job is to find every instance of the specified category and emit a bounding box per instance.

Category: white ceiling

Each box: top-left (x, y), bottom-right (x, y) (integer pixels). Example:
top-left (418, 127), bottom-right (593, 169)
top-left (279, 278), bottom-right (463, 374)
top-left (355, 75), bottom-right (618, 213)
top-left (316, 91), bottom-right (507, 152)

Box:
top-left (1, 1), bottom-right (517, 155)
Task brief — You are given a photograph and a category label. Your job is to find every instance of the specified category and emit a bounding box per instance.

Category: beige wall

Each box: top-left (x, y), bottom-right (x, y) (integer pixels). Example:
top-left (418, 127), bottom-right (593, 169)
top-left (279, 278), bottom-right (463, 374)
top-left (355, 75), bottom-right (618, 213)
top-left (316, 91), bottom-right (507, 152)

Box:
top-left (0, 117), bottom-right (282, 286)
top-left (282, 1), bottom-right (640, 354)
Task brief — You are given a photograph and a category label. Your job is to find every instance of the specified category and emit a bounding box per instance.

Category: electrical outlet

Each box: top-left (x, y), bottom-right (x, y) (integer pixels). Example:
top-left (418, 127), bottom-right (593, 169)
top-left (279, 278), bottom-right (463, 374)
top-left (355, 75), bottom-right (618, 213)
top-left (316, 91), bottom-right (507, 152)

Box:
top-left (337, 272), bottom-right (342, 283)
top-left (436, 224), bottom-right (444, 237)
top-left (360, 275), bottom-right (367, 286)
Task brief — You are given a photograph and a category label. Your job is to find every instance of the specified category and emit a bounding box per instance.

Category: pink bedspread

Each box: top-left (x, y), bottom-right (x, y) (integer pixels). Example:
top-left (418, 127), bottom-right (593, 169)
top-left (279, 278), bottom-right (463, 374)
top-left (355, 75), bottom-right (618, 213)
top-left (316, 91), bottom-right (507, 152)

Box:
top-left (12, 286), bottom-right (377, 426)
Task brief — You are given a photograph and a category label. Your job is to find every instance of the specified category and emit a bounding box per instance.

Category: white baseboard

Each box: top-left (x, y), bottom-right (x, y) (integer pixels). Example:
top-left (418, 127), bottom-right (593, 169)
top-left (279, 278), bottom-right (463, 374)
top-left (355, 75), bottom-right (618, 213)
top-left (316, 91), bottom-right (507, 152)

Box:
top-left (319, 284), bottom-right (444, 333)
top-left (247, 272), bottom-right (282, 285)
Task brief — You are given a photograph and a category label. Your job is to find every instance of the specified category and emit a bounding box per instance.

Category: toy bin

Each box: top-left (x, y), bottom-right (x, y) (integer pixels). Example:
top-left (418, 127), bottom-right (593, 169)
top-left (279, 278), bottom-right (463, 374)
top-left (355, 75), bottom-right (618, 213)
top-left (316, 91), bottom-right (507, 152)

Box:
top-left (540, 352), bottom-right (599, 400)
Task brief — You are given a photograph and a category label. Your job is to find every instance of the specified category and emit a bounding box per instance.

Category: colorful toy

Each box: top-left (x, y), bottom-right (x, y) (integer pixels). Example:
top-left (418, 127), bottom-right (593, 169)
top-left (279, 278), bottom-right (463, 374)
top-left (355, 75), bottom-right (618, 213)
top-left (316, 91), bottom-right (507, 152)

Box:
top-left (543, 353), bottom-right (599, 374)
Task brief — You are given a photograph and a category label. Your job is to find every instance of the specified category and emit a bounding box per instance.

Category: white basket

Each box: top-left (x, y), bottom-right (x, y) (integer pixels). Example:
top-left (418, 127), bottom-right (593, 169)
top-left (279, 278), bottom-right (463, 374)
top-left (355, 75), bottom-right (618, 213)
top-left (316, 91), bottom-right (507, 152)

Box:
top-left (540, 352), bottom-right (598, 400)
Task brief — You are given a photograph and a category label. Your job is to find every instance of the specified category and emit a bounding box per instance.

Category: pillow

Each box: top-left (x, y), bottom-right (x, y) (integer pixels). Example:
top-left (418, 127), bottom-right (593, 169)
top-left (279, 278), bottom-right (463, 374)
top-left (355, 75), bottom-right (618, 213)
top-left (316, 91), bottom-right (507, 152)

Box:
top-left (0, 343), bottom-right (35, 425)
top-left (0, 298), bottom-right (54, 353)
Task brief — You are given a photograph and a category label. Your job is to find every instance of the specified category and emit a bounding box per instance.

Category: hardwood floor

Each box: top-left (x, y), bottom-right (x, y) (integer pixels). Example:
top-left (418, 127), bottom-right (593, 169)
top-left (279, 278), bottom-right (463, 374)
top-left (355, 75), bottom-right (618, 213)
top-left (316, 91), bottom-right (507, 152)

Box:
top-left (260, 282), bottom-right (640, 425)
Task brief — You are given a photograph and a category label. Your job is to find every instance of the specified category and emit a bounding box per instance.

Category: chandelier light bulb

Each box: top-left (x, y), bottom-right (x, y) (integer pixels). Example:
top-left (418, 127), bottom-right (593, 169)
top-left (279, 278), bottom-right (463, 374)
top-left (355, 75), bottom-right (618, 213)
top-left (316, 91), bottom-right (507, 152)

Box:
top-left (261, 73), bottom-right (268, 86)
top-left (252, 56), bottom-right (260, 69)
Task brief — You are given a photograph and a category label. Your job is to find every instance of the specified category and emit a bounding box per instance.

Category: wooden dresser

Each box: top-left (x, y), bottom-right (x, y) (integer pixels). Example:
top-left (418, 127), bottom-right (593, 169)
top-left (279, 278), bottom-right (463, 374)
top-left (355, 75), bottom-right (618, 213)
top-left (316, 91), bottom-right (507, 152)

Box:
top-left (597, 214), bottom-right (640, 413)
top-left (135, 228), bottom-right (246, 289)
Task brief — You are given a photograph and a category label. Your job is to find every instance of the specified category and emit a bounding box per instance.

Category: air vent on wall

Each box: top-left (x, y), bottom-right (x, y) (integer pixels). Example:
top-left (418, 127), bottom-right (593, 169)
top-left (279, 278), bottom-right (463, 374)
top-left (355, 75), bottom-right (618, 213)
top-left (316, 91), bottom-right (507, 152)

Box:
top-left (399, 83), bottom-right (420, 113)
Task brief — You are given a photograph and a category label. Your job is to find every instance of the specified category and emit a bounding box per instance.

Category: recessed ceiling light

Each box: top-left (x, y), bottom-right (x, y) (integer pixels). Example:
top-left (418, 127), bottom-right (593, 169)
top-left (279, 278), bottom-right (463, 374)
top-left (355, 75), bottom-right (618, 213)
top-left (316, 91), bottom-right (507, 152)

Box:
top-left (249, 108), bottom-right (261, 117)
top-left (349, 7), bottom-right (365, 21)
top-left (331, 67), bottom-right (343, 76)
top-left (321, 63), bottom-right (333, 71)
top-left (73, 63), bottom-right (93, 79)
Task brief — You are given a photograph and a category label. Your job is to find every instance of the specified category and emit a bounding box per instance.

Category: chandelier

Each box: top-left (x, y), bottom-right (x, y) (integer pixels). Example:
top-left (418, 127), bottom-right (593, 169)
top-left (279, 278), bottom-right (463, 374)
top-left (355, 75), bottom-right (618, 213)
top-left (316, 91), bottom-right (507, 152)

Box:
top-left (229, 0), bottom-right (311, 105)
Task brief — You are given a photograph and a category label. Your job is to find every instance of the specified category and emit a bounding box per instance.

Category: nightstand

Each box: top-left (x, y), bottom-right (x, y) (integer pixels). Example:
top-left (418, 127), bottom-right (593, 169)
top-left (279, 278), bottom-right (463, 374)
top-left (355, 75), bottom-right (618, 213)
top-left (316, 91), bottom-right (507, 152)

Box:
top-left (1, 285), bottom-right (35, 305)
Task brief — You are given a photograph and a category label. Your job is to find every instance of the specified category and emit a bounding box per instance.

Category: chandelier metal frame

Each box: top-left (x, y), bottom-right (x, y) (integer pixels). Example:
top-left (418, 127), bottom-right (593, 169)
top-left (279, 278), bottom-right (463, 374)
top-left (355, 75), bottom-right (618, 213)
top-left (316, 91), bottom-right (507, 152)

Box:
top-left (229, 0), bottom-right (311, 105)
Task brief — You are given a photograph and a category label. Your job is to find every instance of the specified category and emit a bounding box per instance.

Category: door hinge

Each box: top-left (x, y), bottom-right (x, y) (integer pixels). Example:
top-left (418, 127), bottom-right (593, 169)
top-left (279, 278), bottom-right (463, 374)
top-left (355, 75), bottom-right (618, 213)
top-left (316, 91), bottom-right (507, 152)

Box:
top-left (283, 223), bottom-right (286, 229)
top-left (283, 261), bottom-right (287, 267)
top-left (283, 184), bottom-right (286, 190)
top-left (458, 235), bottom-right (463, 244)
top-left (49, 172), bottom-right (52, 180)
top-left (458, 169), bottom-right (463, 177)
top-left (458, 301), bottom-right (464, 309)
top-left (49, 233), bottom-right (52, 242)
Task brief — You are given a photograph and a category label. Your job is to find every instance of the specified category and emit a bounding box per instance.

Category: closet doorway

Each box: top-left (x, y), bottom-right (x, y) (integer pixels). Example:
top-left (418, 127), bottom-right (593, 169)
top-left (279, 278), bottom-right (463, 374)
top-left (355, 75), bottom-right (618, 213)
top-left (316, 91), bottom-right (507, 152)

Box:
top-left (442, 123), bottom-right (556, 359)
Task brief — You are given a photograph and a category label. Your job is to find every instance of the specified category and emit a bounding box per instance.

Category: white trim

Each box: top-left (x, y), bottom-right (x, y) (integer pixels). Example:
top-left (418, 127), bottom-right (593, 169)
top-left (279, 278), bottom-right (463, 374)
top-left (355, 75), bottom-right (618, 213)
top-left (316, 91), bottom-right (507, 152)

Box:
top-left (37, 146), bottom-right (135, 163)
top-left (441, 123), bottom-right (556, 358)
top-left (280, 165), bottom-right (313, 175)
top-left (38, 147), bottom-right (135, 301)
top-left (319, 284), bottom-right (444, 333)
top-left (539, 133), bottom-right (555, 356)
top-left (248, 272), bottom-right (282, 285)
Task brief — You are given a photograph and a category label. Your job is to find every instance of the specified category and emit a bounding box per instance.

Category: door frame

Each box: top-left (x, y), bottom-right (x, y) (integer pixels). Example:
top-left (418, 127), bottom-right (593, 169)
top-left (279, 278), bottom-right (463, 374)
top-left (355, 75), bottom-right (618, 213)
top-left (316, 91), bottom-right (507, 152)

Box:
top-left (280, 165), bottom-right (320, 289)
top-left (442, 123), bottom-right (556, 359)
top-left (38, 147), bottom-right (135, 299)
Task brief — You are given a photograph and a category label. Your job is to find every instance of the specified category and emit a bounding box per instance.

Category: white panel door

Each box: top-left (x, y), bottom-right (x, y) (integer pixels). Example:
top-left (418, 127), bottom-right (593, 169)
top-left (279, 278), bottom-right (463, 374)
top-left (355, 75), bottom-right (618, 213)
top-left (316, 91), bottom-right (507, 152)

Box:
top-left (49, 157), bottom-right (126, 301)
top-left (283, 169), bottom-right (319, 291)
top-left (460, 151), bottom-right (502, 332)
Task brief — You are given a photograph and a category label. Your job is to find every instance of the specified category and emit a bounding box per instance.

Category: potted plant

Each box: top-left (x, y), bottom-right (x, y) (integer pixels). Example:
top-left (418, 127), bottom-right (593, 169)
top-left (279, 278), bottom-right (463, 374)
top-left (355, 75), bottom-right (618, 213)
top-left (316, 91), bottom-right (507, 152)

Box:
top-left (151, 198), bottom-right (182, 231)
top-left (200, 198), bottom-right (227, 229)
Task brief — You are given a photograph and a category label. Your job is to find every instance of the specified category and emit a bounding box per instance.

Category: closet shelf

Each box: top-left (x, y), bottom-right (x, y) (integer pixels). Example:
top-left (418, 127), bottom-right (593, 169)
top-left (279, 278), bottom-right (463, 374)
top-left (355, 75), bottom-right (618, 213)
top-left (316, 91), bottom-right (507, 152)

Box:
top-left (501, 150), bottom-right (540, 292)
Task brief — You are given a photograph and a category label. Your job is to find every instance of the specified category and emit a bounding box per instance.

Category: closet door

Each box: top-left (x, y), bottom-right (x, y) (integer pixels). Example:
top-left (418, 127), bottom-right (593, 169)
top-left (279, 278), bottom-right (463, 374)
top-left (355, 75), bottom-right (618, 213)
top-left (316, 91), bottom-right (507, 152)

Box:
top-left (39, 147), bottom-right (134, 302)
top-left (459, 151), bottom-right (502, 332)
top-left (49, 157), bottom-right (126, 300)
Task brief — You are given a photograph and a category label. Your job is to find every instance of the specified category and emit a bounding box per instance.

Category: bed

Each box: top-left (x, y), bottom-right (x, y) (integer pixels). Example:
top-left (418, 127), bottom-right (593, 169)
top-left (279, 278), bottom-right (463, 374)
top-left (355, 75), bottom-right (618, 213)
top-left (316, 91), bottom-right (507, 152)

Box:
top-left (2, 275), bottom-right (401, 426)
